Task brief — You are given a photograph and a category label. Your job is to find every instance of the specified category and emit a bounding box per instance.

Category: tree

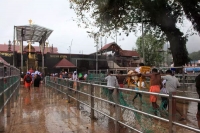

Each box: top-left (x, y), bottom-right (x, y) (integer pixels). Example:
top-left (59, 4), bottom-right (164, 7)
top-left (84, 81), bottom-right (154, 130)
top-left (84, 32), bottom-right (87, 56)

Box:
top-left (136, 34), bottom-right (165, 66)
top-left (177, 0), bottom-right (200, 34)
top-left (70, 0), bottom-right (193, 66)
top-left (189, 50), bottom-right (200, 61)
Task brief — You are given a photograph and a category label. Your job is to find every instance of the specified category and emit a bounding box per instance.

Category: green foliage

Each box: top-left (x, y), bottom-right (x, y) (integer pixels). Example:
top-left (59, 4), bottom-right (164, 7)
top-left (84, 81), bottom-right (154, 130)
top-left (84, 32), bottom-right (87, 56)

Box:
top-left (177, 0), bottom-right (200, 34)
top-left (136, 34), bottom-right (165, 66)
top-left (189, 51), bottom-right (200, 61)
top-left (69, 0), bottom-right (197, 66)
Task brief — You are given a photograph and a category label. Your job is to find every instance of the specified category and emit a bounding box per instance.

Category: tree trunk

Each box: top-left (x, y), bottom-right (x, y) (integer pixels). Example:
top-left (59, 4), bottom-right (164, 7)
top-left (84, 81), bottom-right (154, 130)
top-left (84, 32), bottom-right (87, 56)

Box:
top-left (164, 29), bottom-right (188, 66)
top-left (141, 0), bottom-right (189, 66)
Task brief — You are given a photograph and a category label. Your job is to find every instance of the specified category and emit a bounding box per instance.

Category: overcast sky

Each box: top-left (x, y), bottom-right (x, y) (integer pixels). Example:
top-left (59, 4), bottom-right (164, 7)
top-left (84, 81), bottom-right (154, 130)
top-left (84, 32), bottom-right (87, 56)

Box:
top-left (0, 0), bottom-right (199, 54)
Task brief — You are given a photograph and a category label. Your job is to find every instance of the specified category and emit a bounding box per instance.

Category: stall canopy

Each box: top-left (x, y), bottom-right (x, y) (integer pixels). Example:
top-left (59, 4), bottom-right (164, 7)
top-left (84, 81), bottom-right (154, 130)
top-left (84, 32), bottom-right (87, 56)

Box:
top-left (54, 58), bottom-right (76, 68)
top-left (15, 24), bottom-right (53, 42)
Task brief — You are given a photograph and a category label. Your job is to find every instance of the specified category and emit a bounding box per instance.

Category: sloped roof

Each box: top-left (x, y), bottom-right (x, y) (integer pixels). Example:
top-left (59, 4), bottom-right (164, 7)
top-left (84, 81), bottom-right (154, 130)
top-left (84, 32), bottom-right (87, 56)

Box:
top-left (120, 50), bottom-right (139, 57)
top-left (99, 42), bottom-right (139, 57)
top-left (54, 58), bottom-right (76, 68)
top-left (100, 42), bottom-right (122, 51)
top-left (0, 56), bottom-right (9, 65)
top-left (0, 44), bottom-right (58, 54)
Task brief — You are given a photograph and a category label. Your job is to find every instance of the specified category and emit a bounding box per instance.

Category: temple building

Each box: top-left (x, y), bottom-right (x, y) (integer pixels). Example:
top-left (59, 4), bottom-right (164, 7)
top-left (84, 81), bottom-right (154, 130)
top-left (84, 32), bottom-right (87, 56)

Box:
top-left (0, 42), bottom-right (141, 74)
top-left (0, 21), bottom-right (142, 74)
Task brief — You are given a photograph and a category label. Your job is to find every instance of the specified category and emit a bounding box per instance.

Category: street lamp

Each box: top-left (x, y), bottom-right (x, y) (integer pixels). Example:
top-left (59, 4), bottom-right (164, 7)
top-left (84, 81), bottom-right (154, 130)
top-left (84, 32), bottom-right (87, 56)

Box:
top-left (21, 28), bottom-right (25, 73)
top-left (69, 39), bottom-right (73, 61)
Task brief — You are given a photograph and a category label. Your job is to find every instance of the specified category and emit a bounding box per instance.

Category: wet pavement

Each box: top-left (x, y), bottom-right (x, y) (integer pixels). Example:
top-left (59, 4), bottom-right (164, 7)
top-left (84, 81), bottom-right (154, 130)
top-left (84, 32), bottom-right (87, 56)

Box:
top-left (6, 83), bottom-right (200, 133)
top-left (7, 85), bottom-right (115, 133)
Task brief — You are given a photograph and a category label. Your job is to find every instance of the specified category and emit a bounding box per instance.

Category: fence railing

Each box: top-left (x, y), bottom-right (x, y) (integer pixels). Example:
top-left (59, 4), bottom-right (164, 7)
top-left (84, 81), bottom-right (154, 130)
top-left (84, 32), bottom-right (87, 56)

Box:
top-left (0, 63), bottom-right (20, 131)
top-left (45, 76), bottom-right (200, 133)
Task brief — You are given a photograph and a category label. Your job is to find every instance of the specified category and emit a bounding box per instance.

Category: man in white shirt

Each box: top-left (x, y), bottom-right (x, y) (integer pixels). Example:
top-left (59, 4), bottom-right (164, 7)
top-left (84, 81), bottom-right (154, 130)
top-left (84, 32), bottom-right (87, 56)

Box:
top-left (134, 63), bottom-right (144, 73)
top-left (105, 71), bottom-right (119, 102)
top-left (132, 63), bottom-right (145, 103)
top-left (161, 70), bottom-right (185, 121)
top-left (161, 70), bottom-right (180, 93)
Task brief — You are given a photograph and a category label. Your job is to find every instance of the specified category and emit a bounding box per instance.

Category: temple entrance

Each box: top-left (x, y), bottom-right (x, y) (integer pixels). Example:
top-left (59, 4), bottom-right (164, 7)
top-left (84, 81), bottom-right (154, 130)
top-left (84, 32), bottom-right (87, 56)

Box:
top-left (14, 20), bottom-right (53, 74)
top-left (24, 41), bottom-right (38, 70)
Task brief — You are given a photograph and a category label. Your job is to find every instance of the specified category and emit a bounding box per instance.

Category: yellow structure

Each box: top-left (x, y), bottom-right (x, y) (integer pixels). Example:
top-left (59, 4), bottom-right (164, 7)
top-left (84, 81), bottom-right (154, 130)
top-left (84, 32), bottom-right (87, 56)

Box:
top-left (126, 66), bottom-right (151, 88)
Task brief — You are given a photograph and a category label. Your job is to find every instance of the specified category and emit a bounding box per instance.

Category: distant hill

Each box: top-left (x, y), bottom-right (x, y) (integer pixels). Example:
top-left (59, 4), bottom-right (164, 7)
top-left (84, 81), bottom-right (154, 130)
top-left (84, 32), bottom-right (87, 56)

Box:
top-left (189, 50), bottom-right (200, 60)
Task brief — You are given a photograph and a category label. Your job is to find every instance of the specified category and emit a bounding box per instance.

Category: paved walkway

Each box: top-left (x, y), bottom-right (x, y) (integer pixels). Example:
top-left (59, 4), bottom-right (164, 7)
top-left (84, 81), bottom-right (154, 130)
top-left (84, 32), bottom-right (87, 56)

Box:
top-left (6, 84), bottom-right (199, 133)
top-left (8, 85), bottom-right (113, 133)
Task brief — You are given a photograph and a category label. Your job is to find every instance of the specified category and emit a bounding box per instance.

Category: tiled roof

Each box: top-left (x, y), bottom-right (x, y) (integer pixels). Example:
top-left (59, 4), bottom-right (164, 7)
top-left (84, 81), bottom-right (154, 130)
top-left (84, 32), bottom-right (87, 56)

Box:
top-left (54, 58), bottom-right (76, 68)
top-left (0, 56), bottom-right (9, 65)
top-left (120, 50), bottom-right (139, 57)
top-left (100, 42), bottom-right (121, 51)
top-left (0, 44), bottom-right (58, 53)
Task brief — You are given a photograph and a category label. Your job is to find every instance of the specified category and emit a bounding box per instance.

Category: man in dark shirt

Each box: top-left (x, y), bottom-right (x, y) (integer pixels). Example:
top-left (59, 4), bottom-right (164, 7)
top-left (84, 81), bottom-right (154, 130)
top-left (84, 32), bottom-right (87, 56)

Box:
top-left (116, 71), bottom-right (125, 88)
top-left (195, 74), bottom-right (200, 129)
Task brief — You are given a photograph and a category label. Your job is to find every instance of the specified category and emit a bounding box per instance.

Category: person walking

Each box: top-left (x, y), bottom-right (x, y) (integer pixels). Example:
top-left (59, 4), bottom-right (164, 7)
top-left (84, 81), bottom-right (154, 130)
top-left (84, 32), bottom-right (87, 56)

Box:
top-left (161, 69), bottom-right (185, 121)
top-left (105, 71), bottom-right (119, 102)
top-left (160, 79), bottom-right (168, 110)
top-left (142, 68), bottom-right (161, 114)
top-left (132, 63), bottom-right (145, 102)
top-left (34, 72), bottom-right (42, 90)
top-left (24, 72), bottom-right (32, 92)
top-left (132, 80), bottom-right (145, 103)
top-left (72, 71), bottom-right (78, 91)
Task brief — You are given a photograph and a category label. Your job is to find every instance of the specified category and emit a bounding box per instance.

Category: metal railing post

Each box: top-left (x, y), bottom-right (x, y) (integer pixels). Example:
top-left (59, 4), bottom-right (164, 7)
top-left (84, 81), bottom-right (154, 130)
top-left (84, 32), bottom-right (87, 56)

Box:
top-left (76, 81), bottom-right (80, 109)
top-left (66, 79), bottom-right (70, 103)
top-left (0, 77), bottom-right (5, 131)
top-left (10, 77), bottom-right (14, 109)
top-left (114, 87), bottom-right (120, 133)
top-left (169, 92), bottom-right (173, 133)
top-left (6, 77), bottom-right (11, 117)
top-left (90, 83), bottom-right (94, 119)
top-left (13, 84), bottom-right (16, 108)
top-left (169, 92), bottom-right (176, 133)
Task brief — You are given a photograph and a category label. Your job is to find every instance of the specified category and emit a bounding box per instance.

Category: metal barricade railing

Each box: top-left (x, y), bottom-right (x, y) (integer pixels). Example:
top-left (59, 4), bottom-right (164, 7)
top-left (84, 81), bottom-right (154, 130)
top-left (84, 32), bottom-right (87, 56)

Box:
top-left (88, 66), bottom-right (199, 97)
top-left (0, 63), bottom-right (20, 131)
top-left (45, 76), bottom-right (200, 133)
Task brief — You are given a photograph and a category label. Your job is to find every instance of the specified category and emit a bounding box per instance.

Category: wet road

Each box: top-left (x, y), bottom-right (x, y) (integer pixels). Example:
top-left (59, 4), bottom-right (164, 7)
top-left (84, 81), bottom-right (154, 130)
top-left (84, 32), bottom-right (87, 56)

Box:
top-left (8, 85), bottom-right (114, 133)
top-left (7, 84), bottom-right (200, 133)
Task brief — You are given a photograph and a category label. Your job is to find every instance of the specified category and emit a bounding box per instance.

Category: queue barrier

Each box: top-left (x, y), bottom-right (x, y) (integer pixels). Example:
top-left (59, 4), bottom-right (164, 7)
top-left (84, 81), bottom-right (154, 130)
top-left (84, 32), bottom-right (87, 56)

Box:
top-left (0, 63), bottom-right (20, 131)
top-left (45, 76), bottom-right (200, 133)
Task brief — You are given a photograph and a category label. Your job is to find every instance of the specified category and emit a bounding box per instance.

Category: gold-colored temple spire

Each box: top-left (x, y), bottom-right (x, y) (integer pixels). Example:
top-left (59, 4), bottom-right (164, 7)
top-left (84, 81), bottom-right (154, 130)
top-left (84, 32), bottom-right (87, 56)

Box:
top-left (46, 42), bottom-right (49, 53)
top-left (29, 19), bottom-right (32, 25)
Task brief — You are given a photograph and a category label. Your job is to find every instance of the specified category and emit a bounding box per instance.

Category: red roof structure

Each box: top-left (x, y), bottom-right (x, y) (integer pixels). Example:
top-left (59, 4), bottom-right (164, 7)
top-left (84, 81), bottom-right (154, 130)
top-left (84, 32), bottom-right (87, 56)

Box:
top-left (0, 44), bottom-right (58, 54)
top-left (54, 58), bottom-right (76, 68)
top-left (0, 56), bottom-right (9, 65)
top-left (99, 42), bottom-right (139, 57)
top-left (120, 50), bottom-right (139, 57)
top-left (100, 42), bottom-right (122, 51)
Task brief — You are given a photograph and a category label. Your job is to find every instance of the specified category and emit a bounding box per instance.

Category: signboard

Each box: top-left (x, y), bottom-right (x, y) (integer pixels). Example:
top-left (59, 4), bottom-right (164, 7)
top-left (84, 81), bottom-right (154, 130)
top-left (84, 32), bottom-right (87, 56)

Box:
top-left (0, 52), bottom-right (13, 57)
top-left (49, 55), bottom-right (67, 58)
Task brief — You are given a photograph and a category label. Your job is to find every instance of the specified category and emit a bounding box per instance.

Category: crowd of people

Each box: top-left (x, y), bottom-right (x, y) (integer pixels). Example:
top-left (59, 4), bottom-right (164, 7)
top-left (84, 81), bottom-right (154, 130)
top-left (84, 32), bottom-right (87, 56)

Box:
top-left (22, 69), bottom-right (42, 92)
top-left (21, 66), bottom-right (200, 129)
top-left (49, 71), bottom-right (88, 81)
top-left (104, 63), bottom-right (200, 123)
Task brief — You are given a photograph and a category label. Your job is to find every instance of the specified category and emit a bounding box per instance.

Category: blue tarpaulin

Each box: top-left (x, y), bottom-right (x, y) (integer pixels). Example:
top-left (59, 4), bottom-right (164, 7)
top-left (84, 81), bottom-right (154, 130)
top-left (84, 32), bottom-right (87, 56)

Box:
top-left (185, 67), bottom-right (200, 72)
